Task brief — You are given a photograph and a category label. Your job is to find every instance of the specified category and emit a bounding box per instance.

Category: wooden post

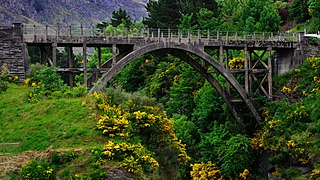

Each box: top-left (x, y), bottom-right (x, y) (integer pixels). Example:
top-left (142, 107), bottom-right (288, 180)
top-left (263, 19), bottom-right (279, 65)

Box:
top-left (158, 28), bottom-right (160, 41)
top-left (168, 28), bottom-right (171, 41)
top-left (268, 47), bottom-right (273, 99)
top-left (97, 47), bottom-right (101, 67)
top-left (67, 46), bottom-right (74, 88)
top-left (69, 25), bottom-right (72, 36)
top-left (33, 24), bottom-right (36, 41)
top-left (219, 45), bottom-right (223, 65)
top-left (45, 25), bottom-right (48, 41)
top-left (178, 29), bottom-right (181, 42)
top-left (80, 25), bottom-right (83, 36)
top-left (112, 44), bottom-right (117, 66)
top-left (52, 42), bottom-right (57, 67)
top-left (217, 31), bottom-right (219, 40)
top-left (207, 30), bottom-right (210, 40)
top-left (244, 46), bottom-right (249, 93)
top-left (83, 42), bottom-right (87, 87)
top-left (235, 32), bottom-right (238, 41)
top-left (188, 29), bottom-right (191, 43)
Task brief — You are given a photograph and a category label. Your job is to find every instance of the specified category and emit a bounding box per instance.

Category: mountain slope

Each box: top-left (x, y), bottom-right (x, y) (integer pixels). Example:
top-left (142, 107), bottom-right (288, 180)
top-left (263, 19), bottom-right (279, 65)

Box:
top-left (0, 0), bottom-right (148, 26)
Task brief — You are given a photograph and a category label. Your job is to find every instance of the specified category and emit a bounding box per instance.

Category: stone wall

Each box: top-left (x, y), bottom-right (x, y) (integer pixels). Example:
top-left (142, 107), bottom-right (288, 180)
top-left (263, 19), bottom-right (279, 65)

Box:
top-left (0, 23), bottom-right (26, 81)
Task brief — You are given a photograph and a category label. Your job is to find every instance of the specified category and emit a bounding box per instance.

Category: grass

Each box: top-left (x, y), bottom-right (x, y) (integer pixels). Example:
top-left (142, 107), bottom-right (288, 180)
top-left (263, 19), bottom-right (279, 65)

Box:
top-left (0, 84), bottom-right (105, 152)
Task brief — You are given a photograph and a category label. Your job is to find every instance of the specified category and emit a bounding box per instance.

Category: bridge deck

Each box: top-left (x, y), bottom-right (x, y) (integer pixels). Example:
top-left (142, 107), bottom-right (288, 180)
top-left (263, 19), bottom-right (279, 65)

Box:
top-left (22, 24), bottom-right (300, 49)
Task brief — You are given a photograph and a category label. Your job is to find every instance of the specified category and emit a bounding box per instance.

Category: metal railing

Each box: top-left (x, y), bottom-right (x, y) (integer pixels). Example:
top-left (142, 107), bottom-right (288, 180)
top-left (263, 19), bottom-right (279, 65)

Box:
top-left (22, 24), bottom-right (300, 42)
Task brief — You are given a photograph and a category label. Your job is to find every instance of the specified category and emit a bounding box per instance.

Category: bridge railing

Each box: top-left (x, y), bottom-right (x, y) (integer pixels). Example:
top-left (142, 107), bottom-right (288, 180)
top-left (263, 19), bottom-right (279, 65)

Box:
top-left (22, 24), bottom-right (299, 42)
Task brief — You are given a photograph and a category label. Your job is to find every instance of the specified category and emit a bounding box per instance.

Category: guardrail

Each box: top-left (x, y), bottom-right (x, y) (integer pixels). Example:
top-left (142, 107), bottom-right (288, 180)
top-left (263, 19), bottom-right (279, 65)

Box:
top-left (22, 24), bottom-right (300, 42)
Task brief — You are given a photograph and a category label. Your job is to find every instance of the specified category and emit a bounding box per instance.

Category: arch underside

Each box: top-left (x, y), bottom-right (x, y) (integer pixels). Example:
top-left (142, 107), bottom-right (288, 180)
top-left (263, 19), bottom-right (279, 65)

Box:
top-left (89, 42), bottom-right (261, 125)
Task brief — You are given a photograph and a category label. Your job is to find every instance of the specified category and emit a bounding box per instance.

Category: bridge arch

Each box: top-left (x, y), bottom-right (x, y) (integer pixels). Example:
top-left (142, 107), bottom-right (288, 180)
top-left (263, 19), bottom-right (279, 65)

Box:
top-left (89, 42), bottom-right (261, 125)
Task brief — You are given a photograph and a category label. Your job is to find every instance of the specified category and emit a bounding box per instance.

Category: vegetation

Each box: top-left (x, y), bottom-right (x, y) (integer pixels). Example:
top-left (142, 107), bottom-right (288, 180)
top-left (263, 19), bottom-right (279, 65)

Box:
top-left (1, 0), bottom-right (319, 179)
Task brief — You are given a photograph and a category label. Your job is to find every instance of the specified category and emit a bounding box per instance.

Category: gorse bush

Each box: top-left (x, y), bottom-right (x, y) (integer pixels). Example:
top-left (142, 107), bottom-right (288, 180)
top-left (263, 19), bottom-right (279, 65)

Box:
top-left (19, 161), bottom-right (55, 180)
top-left (25, 65), bottom-right (88, 102)
top-left (91, 91), bottom-right (190, 176)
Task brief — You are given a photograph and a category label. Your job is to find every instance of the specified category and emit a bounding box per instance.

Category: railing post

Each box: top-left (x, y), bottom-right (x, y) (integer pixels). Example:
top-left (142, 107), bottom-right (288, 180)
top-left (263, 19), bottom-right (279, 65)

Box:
top-left (198, 30), bottom-right (200, 41)
top-left (178, 29), bottom-right (181, 42)
top-left (126, 28), bottom-right (128, 38)
top-left (45, 25), bottom-right (48, 40)
top-left (262, 32), bottom-right (265, 41)
top-left (217, 31), bottom-right (219, 40)
top-left (226, 31), bottom-right (229, 41)
top-left (83, 41), bottom-right (87, 87)
top-left (207, 30), bottom-right (210, 40)
top-left (147, 28), bottom-right (150, 38)
top-left (151, 28), bottom-right (154, 39)
top-left (69, 25), bottom-right (72, 36)
top-left (57, 24), bottom-right (60, 38)
top-left (158, 28), bottom-right (160, 41)
top-left (168, 28), bottom-right (171, 41)
top-left (188, 29), bottom-right (191, 43)
top-left (80, 25), bottom-right (83, 36)
top-left (33, 24), bottom-right (36, 41)
top-left (235, 31), bottom-right (238, 41)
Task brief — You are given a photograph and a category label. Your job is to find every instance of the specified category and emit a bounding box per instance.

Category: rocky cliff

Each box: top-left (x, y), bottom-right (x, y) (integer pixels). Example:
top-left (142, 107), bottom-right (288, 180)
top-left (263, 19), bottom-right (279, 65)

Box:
top-left (0, 0), bottom-right (148, 26)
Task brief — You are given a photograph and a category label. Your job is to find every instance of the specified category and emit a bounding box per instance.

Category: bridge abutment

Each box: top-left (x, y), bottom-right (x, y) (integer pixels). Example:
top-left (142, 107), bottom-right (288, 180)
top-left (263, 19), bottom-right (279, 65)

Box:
top-left (0, 23), bottom-right (26, 81)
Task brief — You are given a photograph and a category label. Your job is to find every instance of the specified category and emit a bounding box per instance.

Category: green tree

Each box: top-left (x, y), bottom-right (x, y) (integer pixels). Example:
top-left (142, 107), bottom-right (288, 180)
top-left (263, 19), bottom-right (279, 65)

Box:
top-left (308, 0), bottom-right (320, 30)
top-left (289, 0), bottom-right (311, 22)
top-left (166, 63), bottom-right (203, 116)
top-left (258, 4), bottom-right (281, 32)
top-left (143, 0), bottom-right (181, 28)
top-left (111, 8), bottom-right (131, 28)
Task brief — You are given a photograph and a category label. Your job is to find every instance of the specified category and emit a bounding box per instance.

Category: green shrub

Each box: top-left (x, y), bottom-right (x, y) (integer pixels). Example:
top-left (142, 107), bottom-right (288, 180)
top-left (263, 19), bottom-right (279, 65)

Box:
top-left (26, 63), bottom-right (45, 78)
top-left (19, 161), bottom-right (55, 180)
top-left (0, 79), bottom-right (8, 93)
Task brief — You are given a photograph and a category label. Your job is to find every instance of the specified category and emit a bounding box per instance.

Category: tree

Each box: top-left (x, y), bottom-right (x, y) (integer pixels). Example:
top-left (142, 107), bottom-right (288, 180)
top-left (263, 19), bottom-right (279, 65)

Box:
top-left (143, 0), bottom-right (181, 28)
top-left (308, 0), bottom-right (320, 31)
top-left (111, 8), bottom-right (131, 28)
top-left (289, 0), bottom-right (311, 22)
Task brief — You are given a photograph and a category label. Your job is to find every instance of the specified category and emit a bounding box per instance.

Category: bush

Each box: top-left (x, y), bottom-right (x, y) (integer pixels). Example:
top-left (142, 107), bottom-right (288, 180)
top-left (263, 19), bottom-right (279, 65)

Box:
top-left (19, 161), bottom-right (55, 180)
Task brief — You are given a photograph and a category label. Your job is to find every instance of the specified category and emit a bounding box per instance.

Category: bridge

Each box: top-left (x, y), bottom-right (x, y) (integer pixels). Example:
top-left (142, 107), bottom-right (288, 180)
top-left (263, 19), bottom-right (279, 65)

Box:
top-left (0, 23), bottom-right (316, 126)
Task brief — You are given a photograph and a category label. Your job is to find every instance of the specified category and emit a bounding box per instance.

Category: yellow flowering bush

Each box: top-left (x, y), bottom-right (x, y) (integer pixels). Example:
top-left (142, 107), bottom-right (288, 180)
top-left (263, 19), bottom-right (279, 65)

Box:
top-left (239, 169), bottom-right (250, 179)
top-left (309, 169), bottom-right (320, 180)
top-left (190, 162), bottom-right (223, 180)
top-left (228, 57), bottom-right (244, 69)
top-left (103, 140), bottom-right (159, 174)
top-left (92, 91), bottom-right (190, 175)
top-left (19, 161), bottom-right (54, 180)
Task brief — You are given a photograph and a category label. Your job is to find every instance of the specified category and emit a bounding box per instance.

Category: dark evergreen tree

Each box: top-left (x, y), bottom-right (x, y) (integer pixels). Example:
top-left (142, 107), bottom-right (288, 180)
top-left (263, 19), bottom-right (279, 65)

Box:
top-left (289, 0), bottom-right (311, 23)
top-left (143, 0), bottom-right (181, 28)
top-left (111, 8), bottom-right (131, 28)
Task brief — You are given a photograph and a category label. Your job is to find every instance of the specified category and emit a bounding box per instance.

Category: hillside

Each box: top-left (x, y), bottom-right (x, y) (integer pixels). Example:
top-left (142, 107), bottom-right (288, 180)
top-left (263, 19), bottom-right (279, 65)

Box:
top-left (0, 83), bottom-right (106, 152)
top-left (0, 0), bottom-right (148, 26)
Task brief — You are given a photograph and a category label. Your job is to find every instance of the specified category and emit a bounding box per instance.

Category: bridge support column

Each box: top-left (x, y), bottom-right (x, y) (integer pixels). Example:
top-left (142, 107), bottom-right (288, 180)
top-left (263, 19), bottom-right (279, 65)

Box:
top-left (52, 42), bottom-right (57, 67)
top-left (112, 44), bottom-right (117, 66)
top-left (219, 45), bottom-right (224, 64)
top-left (67, 46), bottom-right (74, 88)
top-left (83, 42), bottom-right (87, 87)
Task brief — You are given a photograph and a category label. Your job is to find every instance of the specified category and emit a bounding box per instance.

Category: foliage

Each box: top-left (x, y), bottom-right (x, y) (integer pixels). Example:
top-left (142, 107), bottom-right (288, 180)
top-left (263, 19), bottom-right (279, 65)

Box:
top-left (19, 161), bottom-right (55, 180)
top-left (190, 162), bottom-right (223, 179)
top-left (289, 0), bottom-right (311, 23)
top-left (24, 65), bottom-right (87, 103)
top-left (143, 0), bottom-right (181, 28)
top-left (90, 91), bottom-right (190, 176)
top-left (252, 56), bottom-right (320, 177)
top-left (308, 0), bottom-right (320, 30)
top-left (111, 8), bottom-right (131, 28)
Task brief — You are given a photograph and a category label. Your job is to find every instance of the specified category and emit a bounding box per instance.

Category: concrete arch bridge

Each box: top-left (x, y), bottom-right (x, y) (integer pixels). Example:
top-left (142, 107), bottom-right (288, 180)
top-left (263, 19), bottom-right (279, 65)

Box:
top-left (0, 23), bottom-right (312, 126)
